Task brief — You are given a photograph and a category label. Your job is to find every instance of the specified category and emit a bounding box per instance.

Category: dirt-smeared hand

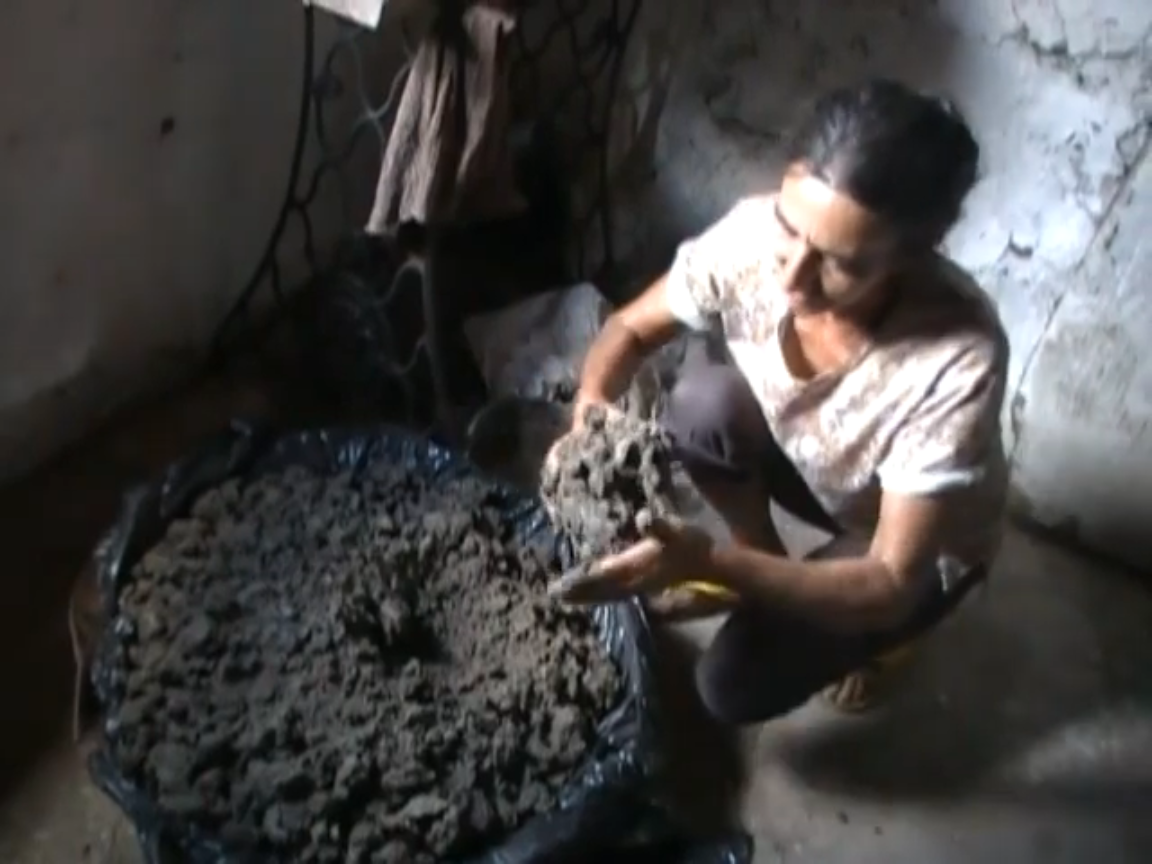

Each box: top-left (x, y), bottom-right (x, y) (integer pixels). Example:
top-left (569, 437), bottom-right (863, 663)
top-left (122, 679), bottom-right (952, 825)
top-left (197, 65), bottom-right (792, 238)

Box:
top-left (541, 399), bottom-right (620, 486)
top-left (548, 512), bottom-right (714, 604)
top-left (570, 396), bottom-right (615, 431)
top-left (539, 404), bottom-right (684, 604)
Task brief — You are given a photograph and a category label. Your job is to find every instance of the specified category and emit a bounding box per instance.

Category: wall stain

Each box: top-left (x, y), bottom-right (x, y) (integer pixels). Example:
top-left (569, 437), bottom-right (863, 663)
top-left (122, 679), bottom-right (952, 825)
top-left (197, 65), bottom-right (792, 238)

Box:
top-left (1009, 390), bottom-right (1026, 454)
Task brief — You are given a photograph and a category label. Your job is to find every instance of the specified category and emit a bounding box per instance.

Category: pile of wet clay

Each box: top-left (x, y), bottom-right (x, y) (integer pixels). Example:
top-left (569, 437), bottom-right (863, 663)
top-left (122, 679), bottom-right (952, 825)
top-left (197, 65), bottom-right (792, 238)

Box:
top-left (104, 460), bottom-right (622, 863)
top-left (539, 405), bottom-right (677, 561)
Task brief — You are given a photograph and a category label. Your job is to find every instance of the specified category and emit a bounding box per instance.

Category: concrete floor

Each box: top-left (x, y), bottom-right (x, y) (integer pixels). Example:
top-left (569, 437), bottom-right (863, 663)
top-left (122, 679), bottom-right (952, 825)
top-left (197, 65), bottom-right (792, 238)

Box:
top-left (736, 525), bottom-right (1152, 863)
top-left (3, 524), bottom-right (1151, 863)
top-left (1, 368), bottom-right (1151, 862)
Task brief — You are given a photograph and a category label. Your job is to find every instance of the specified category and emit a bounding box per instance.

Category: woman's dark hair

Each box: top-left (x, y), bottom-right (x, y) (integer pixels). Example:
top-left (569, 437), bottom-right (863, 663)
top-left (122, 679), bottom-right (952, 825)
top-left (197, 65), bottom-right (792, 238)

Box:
top-left (786, 78), bottom-right (979, 245)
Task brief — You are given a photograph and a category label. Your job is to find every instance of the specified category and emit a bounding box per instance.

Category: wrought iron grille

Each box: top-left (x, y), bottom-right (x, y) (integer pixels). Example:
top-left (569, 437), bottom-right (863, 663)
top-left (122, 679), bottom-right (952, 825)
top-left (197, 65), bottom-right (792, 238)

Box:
top-left (210, 0), bottom-right (644, 436)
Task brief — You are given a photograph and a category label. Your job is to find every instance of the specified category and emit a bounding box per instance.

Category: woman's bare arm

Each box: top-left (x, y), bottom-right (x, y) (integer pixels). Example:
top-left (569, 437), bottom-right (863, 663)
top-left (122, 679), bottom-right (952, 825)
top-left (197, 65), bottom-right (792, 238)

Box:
top-left (574, 273), bottom-right (683, 413)
top-left (708, 491), bottom-right (954, 633)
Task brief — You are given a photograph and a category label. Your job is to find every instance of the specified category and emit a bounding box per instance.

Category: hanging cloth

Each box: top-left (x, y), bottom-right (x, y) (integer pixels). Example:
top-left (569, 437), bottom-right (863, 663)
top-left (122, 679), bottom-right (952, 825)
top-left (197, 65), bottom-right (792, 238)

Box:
top-left (365, 1), bottom-right (525, 232)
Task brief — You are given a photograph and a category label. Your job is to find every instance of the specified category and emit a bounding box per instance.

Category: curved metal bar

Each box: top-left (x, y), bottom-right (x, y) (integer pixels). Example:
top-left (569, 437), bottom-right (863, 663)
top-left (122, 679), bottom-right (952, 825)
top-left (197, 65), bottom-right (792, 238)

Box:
top-left (210, 6), bottom-right (317, 360)
top-left (594, 0), bottom-right (643, 278)
top-left (208, 0), bottom-right (649, 430)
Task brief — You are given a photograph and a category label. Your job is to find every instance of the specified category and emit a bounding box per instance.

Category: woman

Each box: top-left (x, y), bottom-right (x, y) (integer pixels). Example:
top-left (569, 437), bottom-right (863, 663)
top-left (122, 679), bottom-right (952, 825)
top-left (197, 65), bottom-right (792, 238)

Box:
top-left (551, 79), bottom-right (1010, 719)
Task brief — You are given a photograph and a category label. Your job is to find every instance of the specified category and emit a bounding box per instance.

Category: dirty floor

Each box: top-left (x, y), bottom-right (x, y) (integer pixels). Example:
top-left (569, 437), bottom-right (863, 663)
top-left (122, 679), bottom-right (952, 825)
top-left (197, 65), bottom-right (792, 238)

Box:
top-left (670, 520), bottom-right (1152, 863)
top-left (2, 374), bottom-right (1152, 863)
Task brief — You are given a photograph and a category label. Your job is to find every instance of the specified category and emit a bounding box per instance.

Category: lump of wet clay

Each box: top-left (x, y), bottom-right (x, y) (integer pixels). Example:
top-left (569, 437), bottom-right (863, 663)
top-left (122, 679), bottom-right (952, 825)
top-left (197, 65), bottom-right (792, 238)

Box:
top-left (539, 404), bottom-right (676, 560)
top-left (104, 460), bottom-right (623, 863)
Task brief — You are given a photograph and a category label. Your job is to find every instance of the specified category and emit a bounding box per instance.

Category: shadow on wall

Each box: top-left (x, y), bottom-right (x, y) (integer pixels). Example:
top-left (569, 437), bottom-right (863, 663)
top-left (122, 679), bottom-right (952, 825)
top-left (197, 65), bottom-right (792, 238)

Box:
top-left (776, 541), bottom-right (1152, 812)
top-left (639, 0), bottom-right (964, 229)
top-left (614, 0), bottom-right (968, 295)
top-left (701, 0), bottom-right (963, 123)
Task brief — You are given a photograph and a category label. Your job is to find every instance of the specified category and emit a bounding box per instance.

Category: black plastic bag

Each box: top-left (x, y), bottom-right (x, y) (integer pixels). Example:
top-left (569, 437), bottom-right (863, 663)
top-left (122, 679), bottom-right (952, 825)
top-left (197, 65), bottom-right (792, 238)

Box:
top-left (88, 421), bottom-right (752, 864)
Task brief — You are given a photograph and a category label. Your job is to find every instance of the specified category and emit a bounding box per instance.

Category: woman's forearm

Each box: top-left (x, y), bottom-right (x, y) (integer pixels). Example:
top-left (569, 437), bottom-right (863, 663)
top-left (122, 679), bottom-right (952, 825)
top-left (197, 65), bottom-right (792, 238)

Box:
top-left (577, 273), bottom-right (680, 406)
top-left (577, 315), bottom-right (648, 404)
top-left (708, 543), bottom-right (918, 633)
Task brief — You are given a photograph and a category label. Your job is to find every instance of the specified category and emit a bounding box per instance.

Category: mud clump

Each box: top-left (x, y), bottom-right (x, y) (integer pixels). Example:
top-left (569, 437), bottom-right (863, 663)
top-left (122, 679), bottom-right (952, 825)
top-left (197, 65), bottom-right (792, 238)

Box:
top-left (104, 461), bottom-right (622, 863)
top-left (539, 405), bottom-right (677, 560)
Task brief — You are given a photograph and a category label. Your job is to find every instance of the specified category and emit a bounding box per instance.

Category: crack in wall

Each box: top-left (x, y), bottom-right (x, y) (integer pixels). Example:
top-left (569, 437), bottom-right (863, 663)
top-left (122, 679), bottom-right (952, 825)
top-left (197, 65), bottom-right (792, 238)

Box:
top-left (1007, 131), bottom-right (1152, 471)
top-left (1004, 3), bottom-right (1151, 70)
top-left (1009, 0), bottom-right (1070, 56)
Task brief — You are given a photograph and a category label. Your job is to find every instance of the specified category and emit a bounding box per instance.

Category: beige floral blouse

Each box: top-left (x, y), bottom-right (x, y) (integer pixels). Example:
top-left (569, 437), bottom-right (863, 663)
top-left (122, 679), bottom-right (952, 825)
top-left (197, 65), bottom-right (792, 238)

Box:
top-left (665, 195), bottom-right (1011, 574)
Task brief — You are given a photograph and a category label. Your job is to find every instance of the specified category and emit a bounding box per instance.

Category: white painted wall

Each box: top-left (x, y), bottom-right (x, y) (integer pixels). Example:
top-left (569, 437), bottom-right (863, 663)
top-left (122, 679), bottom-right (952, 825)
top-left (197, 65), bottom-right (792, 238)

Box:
top-left (615, 0), bottom-right (1152, 570)
top-left (0, 0), bottom-right (382, 482)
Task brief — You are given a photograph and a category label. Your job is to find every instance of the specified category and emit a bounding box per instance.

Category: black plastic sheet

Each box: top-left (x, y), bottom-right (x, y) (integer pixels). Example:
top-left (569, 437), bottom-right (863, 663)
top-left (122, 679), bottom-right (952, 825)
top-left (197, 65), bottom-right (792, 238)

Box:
top-left (88, 421), bottom-right (752, 864)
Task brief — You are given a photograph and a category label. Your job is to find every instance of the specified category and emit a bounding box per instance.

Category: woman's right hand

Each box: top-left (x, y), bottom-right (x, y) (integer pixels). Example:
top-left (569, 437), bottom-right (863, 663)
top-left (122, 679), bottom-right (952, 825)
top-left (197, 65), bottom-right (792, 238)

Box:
top-left (569, 395), bottom-right (600, 432)
top-left (543, 395), bottom-right (615, 483)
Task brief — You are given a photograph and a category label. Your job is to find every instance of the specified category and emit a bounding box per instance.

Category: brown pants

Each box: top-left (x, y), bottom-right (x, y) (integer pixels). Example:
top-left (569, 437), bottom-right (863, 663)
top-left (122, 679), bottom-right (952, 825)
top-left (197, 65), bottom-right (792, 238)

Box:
top-left (663, 363), bottom-right (984, 725)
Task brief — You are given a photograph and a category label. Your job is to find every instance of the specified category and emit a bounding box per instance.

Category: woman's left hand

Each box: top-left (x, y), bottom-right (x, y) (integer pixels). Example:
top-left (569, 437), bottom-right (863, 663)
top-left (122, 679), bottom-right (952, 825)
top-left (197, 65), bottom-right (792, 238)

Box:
top-left (549, 515), bottom-right (715, 604)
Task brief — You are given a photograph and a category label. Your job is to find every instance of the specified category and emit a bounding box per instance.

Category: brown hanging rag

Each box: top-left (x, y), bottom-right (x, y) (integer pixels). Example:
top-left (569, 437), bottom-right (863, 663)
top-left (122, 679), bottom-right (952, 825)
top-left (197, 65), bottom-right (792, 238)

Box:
top-left (366, 2), bottom-right (525, 232)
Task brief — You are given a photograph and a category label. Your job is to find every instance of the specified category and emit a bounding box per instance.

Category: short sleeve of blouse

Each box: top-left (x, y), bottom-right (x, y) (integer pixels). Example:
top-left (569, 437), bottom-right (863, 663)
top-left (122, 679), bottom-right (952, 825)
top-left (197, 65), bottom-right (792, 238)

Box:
top-left (664, 197), bottom-right (770, 331)
top-left (876, 335), bottom-right (1008, 495)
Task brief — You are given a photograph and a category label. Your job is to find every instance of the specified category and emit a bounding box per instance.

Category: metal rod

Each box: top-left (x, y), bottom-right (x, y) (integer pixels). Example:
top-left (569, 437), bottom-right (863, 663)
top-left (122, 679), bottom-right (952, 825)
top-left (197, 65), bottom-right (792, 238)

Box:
top-left (210, 6), bottom-right (317, 361)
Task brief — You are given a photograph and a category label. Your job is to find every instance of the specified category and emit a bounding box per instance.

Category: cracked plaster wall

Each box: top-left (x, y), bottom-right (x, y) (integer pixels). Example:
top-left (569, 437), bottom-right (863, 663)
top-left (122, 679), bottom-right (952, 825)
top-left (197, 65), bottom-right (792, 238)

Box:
top-left (615, 0), bottom-right (1152, 570)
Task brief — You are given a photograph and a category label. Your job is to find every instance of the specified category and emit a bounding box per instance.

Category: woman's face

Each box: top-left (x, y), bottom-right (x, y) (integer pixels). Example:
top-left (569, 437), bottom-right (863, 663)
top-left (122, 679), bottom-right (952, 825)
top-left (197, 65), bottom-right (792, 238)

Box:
top-left (770, 165), bottom-right (906, 317)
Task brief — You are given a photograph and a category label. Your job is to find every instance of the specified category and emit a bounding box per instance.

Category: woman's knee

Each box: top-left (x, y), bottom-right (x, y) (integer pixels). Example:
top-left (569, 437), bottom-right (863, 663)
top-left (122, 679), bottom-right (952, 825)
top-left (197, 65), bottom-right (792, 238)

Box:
top-left (693, 608), bottom-right (851, 726)
top-left (665, 364), bottom-right (769, 472)
top-left (694, 643), bottom-right (793, 726)
top-left (667, 364), bottom-right (756, 436)
top-left (694, 618), bottom-right (787, 726)
top-left (694, 645), bottom-right (752, 725)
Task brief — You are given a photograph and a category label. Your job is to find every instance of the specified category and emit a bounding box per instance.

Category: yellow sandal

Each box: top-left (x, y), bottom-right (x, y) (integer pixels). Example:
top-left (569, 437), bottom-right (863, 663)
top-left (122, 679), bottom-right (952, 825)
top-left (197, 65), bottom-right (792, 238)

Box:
top-left (645, 580), bottom-right (738, 622)
top-left (821, 640), bottom-right (920, 714)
